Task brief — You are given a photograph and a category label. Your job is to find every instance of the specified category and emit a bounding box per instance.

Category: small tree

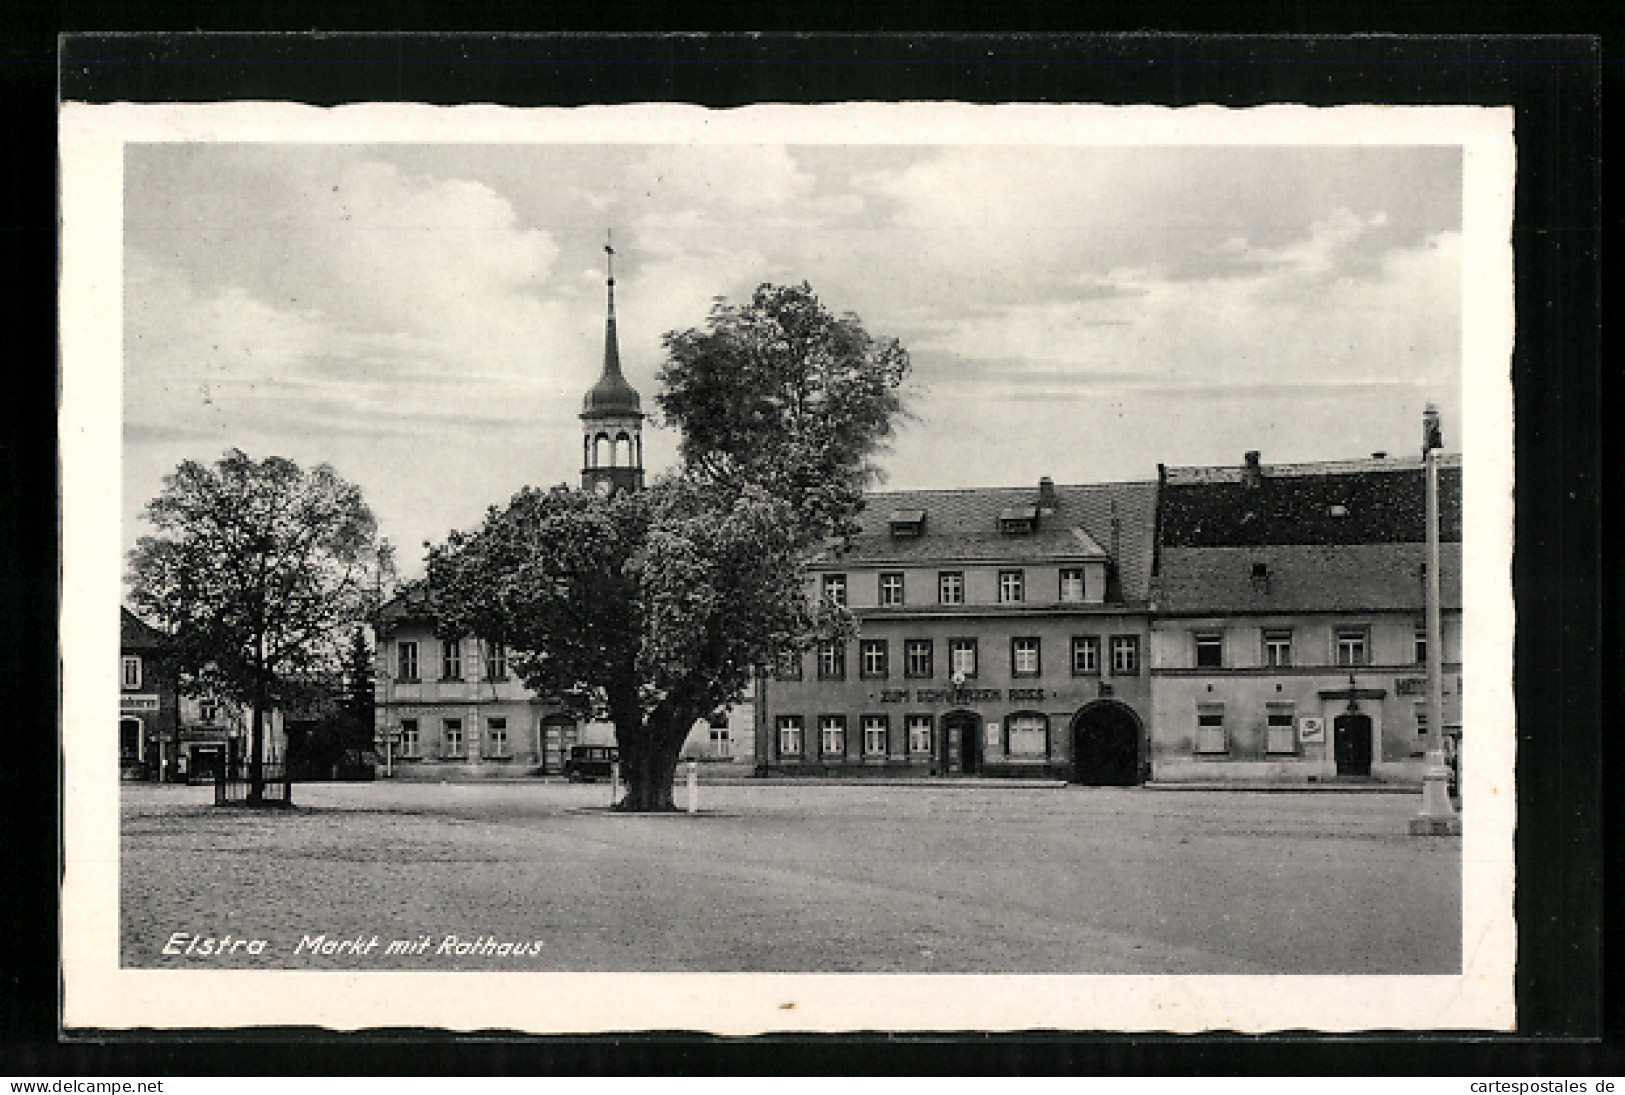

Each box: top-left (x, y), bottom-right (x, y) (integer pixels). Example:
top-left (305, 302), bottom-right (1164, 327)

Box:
top-left (128, 450), bottom-right (381, 803)
top-left (428, 284), bottom-right (907, 810)
top-left (342, 626), bottom-right (376, 770)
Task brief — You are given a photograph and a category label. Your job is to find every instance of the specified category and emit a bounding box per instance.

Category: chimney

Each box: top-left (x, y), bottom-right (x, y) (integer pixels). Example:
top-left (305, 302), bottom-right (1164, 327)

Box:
top-left (1371, 451), bottom-right (1387, 460)
top-left (1243, 450), bottom-right (1263, 489)
top-left (1423, 403), bottom-right (1443, 454)
top-left (1037, 476), bottom-right (1058, 514)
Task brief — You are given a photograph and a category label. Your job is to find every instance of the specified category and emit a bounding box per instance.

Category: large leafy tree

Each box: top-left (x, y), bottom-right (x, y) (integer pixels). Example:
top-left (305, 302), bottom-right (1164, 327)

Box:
top-left (428, 283), bottom-right (908, 810)
top-left (657, 282), bottom-right (910, 536)
top-left (128, 450), bottom-right (382, 802)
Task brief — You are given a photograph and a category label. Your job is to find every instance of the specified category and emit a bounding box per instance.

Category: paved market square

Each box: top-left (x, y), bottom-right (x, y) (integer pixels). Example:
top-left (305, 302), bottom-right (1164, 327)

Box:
top-left (120, 780), bottom-right (1460, 974)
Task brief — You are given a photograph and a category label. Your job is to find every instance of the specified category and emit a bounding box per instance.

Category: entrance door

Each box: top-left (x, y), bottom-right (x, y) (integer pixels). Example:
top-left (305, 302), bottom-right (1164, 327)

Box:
top-left (119, 717), bottom-right (142, 765)
top-left (1071, 703), bottom-right (1142, 785)
top-left (541, 718), bottom-right (576, 774)
top-left (942, 711), bottom-right (980, 775)
top-left (1333, 713), bottom-right (1373, 777)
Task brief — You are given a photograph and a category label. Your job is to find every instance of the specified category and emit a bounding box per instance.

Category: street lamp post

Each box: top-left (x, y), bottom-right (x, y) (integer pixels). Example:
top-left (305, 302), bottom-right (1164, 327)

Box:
top-left (1412, 403), bottom-right (1462, 836)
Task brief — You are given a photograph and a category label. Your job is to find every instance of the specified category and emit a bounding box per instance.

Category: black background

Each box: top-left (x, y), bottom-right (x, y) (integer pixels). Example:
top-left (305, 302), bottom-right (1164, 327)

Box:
top-left (2, 22), bottom-right (1609, 1078)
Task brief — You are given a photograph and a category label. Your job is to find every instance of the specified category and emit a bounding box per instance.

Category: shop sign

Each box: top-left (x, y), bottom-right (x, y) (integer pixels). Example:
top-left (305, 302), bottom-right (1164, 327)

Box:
top-left (914, 687), bottom-right (1002, 704)
top-left (1298, 716), bottom-right (1326, 743)
top-left (1008, 688), bottom-right (1045, 702)
top-left (120, 694), bottom-right (159, 712)
top-left (1395, 677), bottom-right (1429, 696)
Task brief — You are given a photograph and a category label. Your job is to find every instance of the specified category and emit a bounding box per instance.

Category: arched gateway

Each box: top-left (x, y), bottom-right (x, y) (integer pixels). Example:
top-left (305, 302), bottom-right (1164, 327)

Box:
top-left (1070, 700), bottom-right (1144, 786)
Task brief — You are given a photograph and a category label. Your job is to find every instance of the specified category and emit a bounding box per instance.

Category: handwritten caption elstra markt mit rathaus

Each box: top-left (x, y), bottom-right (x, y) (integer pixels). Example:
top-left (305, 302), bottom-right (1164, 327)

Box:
top-left (162, 932), bottom-right (547, 958)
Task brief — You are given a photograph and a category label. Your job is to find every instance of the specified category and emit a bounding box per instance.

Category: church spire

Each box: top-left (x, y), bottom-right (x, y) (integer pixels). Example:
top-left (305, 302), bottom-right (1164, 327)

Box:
top-left (581, 235), bottom-right (644, 494)
top-left (602, 237), bottom-right (624, 382)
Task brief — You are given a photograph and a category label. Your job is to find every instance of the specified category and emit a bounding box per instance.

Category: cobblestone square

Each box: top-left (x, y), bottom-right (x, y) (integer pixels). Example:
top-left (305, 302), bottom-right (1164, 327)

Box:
top-left (120, 781), bottom-right (1461, 974)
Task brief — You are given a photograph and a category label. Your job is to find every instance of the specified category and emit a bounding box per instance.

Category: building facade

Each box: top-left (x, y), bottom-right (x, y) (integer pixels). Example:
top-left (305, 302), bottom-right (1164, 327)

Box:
top-left (1147, 450), bottom-right (1463, 784)
top-left (120, 607), bottom-right (179, 780)
top-left (755, 478), bottom-right (1159, 782)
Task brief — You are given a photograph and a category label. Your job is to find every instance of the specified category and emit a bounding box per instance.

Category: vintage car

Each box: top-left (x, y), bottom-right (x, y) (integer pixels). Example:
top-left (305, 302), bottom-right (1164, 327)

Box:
top-left (563, 744), bottom-right (618, 782)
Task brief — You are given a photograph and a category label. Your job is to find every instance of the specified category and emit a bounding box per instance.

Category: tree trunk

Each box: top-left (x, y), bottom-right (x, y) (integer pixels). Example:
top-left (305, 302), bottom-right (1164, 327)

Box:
top-left (248, 667), bottom-right (266, 805)
top-left (613, 708), bottom-right (696, 812)
top-left (616, 729), bottom-right (682, 812)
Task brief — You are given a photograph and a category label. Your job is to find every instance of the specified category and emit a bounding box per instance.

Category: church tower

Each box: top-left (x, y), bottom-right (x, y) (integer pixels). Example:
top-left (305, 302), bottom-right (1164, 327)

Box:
top-left (580, 242), bottom-right (644, 495)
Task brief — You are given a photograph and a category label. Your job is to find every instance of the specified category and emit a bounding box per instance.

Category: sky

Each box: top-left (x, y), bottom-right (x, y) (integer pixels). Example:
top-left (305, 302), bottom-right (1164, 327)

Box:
top-left (123, 139), bottom-right (1463, 579)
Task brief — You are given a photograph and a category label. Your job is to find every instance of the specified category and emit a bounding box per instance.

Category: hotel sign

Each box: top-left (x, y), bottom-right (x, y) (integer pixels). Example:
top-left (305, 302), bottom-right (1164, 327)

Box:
top-left (120, 694), bottom-right (159, 712)
top-left (879, 687), bottom-right (1029, 705)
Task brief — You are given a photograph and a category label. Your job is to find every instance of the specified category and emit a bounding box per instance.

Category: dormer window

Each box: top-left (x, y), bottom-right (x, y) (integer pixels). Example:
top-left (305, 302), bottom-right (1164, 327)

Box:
top-left (999, 505), bottom-right (1038, 535)
top-left (889, 509), bottom-right (925, 538)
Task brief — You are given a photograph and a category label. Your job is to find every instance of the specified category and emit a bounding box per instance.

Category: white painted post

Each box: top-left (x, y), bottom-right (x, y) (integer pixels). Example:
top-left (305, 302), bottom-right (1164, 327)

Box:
top-left (687, 759), bottom-right (698, 814)
top-left (610, 761), bottom-right (620, 807)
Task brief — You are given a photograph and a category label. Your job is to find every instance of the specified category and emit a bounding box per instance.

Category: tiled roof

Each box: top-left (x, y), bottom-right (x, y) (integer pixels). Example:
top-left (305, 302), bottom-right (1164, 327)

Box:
top-left (1152, 543), bottom-right (1462, 615)
top-left (817, 480), bottom-right (1160, 603)
top-left (120, 606), bottom-right (166, 650)
top-left (376, 581), bottom-right (439, 634)
top-left (1159, 457), bottom-right (1462, 547)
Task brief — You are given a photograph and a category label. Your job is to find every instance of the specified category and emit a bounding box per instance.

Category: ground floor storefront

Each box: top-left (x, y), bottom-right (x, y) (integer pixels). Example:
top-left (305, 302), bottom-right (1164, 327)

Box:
top-left (1148, 665), bottom-right (1463, 785)
top-left (757, 684), bottom-right (1153, 785)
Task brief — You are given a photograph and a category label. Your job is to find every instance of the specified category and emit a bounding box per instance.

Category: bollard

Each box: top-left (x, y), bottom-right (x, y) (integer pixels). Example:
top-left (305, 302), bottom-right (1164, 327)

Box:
top-left (687, 759), bottom-right (698, 814)
top-left (610, 761), bottom-right (620, 808)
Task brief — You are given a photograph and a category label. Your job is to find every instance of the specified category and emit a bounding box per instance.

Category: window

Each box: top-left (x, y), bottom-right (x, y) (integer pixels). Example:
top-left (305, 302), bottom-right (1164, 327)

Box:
top-left (1194, 631), bottom-right (1224, 668)
top-left (399, 719), bottom-right (419, 757)
top-left (1011, 637), bottom-right (1041, 678)
top-left (907, 715), bottom-right (933, 755)
top-left (1059, 568), bottom-right (1086, 603)
top-left (487, 717), bottom-right (509, 757)
top-left (441, 638), bottom-right (462, 681)
top-left (862, 715), bottom-right (889, 757)
top-left (889, 509), bottom-right (925, 538)
top-left (816, 640), bottom-right (846, 681)
top-left (1415, 703), bottom-right (1429, 737)
top-left (938, 571), bottom-right (964, 605)
top-left (949, 638), bottom-right (978, 679)
top-left (1071, 635), bottom-right (1101, 675)
top-left (485, 642), bottom-right (508, 681)
top-left (199, 700), bottom-right (218, 724)
top-left (822, 574), bottom-right (847, 606)
top-left (443, 718), bottom-right (464, 758)
top-left (1195, 706), bottom-right (1226, 754)
top-left (1111, 635), bottom-right (1140, 675)
top-left (709, 726), bottom-right (733, 756)
top-left (777, 715), bottom-right (804, 758)
top-left (1006, 712), bottom-right (1049, 757)
top-left (775, 650), bottom-right (803, 680)
top-left (860, 639), bottom-right (889, 680)
top-left (1263, 629), bottom-right (1293, 668)
top-left (121, 655), bottom-right (142, 690)
top-left (1266, 706), bottom-right (1296, 754)
top-left (1414, 626), bottom-right (1428, 665)
top-left (998, 569), bottom-right (1025, 603)
top-left (904, 639), bottom-right (934, 680)
top-left (819, 715), bottom-right (846, 758)
top-left (879, 572), bottom-right (905, 606)
top-left (1335, 628), bottom-right (1368, 667)
top-left (999, 506), bottom-right (1037, 535)
top-left (397, 641), bottom-right (419, 682)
